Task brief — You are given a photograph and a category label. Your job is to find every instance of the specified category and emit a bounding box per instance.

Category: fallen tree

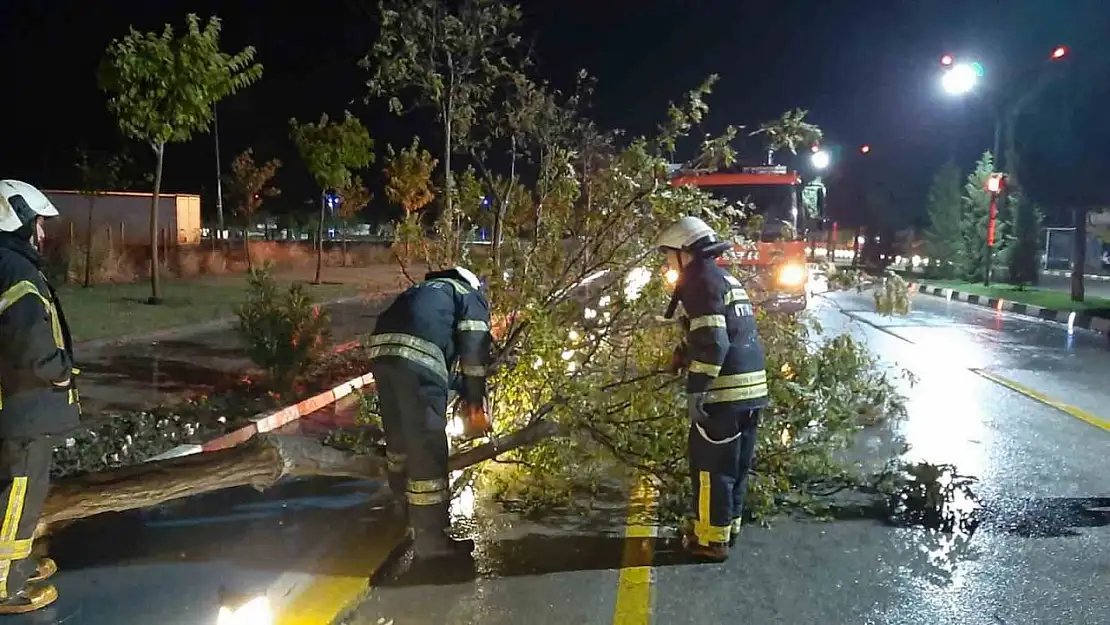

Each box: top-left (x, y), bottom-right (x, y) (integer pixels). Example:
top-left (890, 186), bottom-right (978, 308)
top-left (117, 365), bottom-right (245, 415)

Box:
top-left (39, 421), bottom-right (557, 534)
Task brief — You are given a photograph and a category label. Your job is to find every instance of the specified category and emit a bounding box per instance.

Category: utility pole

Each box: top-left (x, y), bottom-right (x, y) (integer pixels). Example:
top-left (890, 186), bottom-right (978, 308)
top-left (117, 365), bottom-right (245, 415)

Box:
top-left (984, 173), bottom-right (1007, 286)
top-left (214, 104), bottom-right (225, 247)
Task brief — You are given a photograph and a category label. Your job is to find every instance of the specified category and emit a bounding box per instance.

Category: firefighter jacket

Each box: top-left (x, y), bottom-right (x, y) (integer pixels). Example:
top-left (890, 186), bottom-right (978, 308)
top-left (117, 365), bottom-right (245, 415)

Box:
top-left (0, 235), bottom-right (81, 437)
top-left (368, 269), bottom-right (492, 403)
top-left (675, 257), bottom-right (769, 411)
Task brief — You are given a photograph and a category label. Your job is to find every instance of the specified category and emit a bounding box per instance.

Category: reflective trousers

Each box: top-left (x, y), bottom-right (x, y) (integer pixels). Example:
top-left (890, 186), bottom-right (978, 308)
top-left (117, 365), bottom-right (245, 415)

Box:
top-left (688, 408), bottom-right (759, 546)
top-left (0, 437), bottom-right (51, 599)
top-left (370, 359), bottom-right (452, 532)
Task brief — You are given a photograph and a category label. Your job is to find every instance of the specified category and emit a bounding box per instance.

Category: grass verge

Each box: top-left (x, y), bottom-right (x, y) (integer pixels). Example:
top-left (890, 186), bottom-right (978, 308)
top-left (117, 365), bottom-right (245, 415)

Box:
top-left (921, 280), bottom-right (1110, 313)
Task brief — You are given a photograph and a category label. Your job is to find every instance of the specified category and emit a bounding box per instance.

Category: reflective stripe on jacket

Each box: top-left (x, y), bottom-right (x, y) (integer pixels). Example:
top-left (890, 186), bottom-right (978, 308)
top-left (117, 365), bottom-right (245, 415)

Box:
top-left (676, 258), bottom-right (769, 410)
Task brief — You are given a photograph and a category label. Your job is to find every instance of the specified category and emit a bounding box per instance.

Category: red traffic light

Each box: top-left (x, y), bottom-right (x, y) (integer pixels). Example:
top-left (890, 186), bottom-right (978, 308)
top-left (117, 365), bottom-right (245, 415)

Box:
top-left (860, 144), bottom-right (871, 154)
top-left (940, 54), bottom-right (954, 66)
top-left (985, 173), bottom-right (1006, 194)
top-left (1050, 45), bottom-right (1068, 60)
top-left (810, 144), bottom-right (820, 153)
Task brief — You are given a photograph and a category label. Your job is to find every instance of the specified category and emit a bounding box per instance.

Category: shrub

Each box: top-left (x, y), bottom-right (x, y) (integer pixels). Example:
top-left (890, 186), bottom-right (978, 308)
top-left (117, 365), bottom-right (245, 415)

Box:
top-left (235, 263), bottom-right (332, 388)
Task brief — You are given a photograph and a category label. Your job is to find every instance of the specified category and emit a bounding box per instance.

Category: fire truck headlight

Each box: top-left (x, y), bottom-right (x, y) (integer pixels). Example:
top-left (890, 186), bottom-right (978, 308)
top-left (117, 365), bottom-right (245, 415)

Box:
top-left (217, 596), bottom-right (272, 625)
top-left (664, 268), bottom-right (679, 287)
top-left (777, 263), bottom-right (806, 287)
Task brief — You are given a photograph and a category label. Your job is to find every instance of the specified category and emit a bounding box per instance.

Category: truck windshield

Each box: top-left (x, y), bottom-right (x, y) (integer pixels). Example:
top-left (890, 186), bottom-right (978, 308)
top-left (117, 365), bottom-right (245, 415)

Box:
top-left (701, 184), bottom-right (798, 241)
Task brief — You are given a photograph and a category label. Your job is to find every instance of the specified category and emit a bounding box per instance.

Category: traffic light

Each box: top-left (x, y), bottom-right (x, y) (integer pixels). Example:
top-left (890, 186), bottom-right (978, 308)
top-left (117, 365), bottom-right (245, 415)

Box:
top-left (860, 144), bottom-right (871, 154)
top-left (940, 54), bottom-right (954, 66)
top-left (1051, 45), bottom-right (1068, 60)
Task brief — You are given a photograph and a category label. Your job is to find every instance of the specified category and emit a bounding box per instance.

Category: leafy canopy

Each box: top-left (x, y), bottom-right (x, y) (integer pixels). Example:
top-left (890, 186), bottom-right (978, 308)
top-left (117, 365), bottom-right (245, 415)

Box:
top-left (289, 112), bottom-right (375, 191)
top-left (227, 148), bottom-right (282, 222)
top-left (99, 14), bottom-right (262, 148)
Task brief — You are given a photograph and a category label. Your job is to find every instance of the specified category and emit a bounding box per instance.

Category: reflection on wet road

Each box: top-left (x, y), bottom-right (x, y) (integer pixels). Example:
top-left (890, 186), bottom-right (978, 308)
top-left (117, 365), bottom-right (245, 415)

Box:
top-left (21, 288), bottom-right (1110, 624)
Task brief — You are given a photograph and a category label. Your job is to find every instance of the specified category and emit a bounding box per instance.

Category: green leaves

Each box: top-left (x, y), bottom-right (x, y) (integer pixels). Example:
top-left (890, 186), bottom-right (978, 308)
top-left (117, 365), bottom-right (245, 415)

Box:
top-left (227, 148), bottom-right (282, 221)
top-left (923, 161), bottom-right (964, 278)
top-left (289, 112), bottom-right (375, 192)
top-left (750, 108), bottom-right (823, 162)
top-left (99, 14), bottom-right (263, 149)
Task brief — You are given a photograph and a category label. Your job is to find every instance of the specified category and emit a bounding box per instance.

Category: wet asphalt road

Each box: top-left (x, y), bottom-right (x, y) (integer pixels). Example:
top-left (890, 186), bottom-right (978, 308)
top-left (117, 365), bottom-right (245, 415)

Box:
top-left (345, 289), bottom-right (1110, 625)
top-left (16, 287), bottom-right (1110, 624)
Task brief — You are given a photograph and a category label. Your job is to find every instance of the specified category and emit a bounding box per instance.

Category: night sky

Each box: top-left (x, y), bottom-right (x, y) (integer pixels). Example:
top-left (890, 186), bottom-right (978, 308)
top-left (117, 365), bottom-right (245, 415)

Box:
top-left (4, 0), bottom-right (1110, 229)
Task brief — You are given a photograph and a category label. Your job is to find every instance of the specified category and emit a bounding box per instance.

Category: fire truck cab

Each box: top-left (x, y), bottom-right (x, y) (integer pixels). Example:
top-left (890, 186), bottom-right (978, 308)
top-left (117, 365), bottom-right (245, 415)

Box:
top-left (668, 165), bottom-right (811, 314)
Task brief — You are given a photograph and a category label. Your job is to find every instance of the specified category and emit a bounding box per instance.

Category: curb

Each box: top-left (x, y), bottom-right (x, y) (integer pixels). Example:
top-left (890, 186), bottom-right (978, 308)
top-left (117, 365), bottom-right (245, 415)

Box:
top-left (909, 282), bottom-right (1110, 335)
top-left (144, 340), bottom-right (373, 462)
top-left (1041, 269), bottom-right (1110, 282)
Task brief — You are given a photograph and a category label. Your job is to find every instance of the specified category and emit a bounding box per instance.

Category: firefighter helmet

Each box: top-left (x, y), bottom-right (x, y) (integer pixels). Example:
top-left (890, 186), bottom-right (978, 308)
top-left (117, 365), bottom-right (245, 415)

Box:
top-left (656, 216), bottom-right (718, 251)
top-left (0, 180), bottom-right (60, 233)
top-left (454, 266), bottom-right (482, 291)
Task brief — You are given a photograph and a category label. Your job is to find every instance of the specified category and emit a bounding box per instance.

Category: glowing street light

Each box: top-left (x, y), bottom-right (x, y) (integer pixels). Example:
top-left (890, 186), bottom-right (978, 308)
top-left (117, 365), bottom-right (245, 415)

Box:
top-left (860, 144), bottom-right (871, 154)
top-left (1051, 45), bottom-right (1068, 60)
top-left (810, 150), bottom-right (830, 170)
top-left (941, 63), bottom-right (978, 95)
top-left (940, 54), bottom-right (954, 67)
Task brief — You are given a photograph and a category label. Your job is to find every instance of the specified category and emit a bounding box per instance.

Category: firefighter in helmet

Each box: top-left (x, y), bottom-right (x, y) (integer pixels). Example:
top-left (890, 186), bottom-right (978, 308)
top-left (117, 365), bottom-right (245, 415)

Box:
top-left (657, 215), bottom-right (769, 562)
top-left (368, 266), bottom-right (492, 560)
top-left (0, 180), bottom-right (81, 612)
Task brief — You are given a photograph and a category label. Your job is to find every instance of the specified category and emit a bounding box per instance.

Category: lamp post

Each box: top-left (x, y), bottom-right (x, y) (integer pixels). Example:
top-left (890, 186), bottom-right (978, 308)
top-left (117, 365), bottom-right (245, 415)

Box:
top-left (984, 173), bottom-right (1007, 286)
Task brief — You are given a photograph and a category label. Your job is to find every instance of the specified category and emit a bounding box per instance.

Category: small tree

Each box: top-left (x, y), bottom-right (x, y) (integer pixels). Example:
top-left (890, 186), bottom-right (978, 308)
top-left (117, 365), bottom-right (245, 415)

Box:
top-left (99, 14), bottom-right (262, 304)
top-left (75, 149), bottom-right (130, 287)
top-left (1004, 188), bottom-right (1043, 288)
top-left (363, 0), bottom-right (525, 225)
top-left (289, 112), bottom-right (375, 284)
top-left (383, 138), bottom-right (438, 214)
top-left (923, 161), bottom-right (964, 279)
top-left (750, 108), bottom-right (823, 166)
top-left (227, 148), bottom-right (282, 270)
top-left (335, 175), bottom-right (373, 264)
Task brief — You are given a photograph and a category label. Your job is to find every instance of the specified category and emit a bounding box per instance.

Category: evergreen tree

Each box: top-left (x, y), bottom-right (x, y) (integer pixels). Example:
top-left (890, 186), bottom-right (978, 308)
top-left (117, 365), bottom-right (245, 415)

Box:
top-left (959, 152), bottom-right (1006, 281)
top-left (923, 161), bottom-right (964, 278)
top-left (1004, 186), bottom-right (1043, 288)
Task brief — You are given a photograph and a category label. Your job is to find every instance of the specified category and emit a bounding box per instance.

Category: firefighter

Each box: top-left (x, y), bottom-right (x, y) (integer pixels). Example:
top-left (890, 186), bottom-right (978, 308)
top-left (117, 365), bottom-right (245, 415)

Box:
top-left (657, 216), bottom-right (769, 562)
top-left (368, 266), bottom-right (492, 560)
top-left (0, 180), bottom-right (82, 613)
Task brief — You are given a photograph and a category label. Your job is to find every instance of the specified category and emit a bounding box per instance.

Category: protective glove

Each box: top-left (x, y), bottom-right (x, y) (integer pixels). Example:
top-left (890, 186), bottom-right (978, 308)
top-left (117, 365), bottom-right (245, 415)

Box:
top-left (687, 392), bottom-right (710, 426)
top-left (458, 397), bottom-right (492, 440)
top-left (667, 346), bottom-right (688, 374)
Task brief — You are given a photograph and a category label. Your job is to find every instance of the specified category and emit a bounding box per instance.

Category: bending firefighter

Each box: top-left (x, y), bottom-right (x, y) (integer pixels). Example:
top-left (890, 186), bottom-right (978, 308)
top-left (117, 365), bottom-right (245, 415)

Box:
top-left (369, 267), bottom-right (492, 560)
top-left (0, 181), bottom-right (81, 613)
top-left (658, 216), bottom-right (769, 562)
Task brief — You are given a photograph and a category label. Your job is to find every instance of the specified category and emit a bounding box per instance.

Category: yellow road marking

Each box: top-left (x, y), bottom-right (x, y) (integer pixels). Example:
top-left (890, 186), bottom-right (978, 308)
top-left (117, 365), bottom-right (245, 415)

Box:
top-left (970, 368), bottom-right (1110, 433)
top-left (274, 513), bottom-right (410, 625)
top-left (612, 474), bottom-right (659, 625)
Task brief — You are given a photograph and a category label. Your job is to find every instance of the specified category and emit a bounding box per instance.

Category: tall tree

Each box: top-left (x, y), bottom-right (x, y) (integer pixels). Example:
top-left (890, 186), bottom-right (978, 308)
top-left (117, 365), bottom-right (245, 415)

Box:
top-left (959, 152), bottom-right (1005, 281)
top-left (1003, 187), bottom-right (1043, 289)
top-left (289, 112), bottom-right (375, 283)
top-left (227, 149), bottom-right (282, 270)
top-left (750, 108), bottom-right (823, 166)
top-left (99, 14), bottom-right (262, 303)
top-left (75, 149), bottom-right (130, 288)
top-left (923, 161), bottom-right (964, 279)
top-left (363, 0), bottom-right (525, 227)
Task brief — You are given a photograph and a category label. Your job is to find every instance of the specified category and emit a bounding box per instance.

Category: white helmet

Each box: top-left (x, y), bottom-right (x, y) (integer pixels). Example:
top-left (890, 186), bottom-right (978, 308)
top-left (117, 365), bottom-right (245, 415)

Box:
top-left (0, 180), bottom-right (60, 233)
top-left (454, 266), bottom-right (482, 290)
top-left (656, 216), bottom-right (717, 251)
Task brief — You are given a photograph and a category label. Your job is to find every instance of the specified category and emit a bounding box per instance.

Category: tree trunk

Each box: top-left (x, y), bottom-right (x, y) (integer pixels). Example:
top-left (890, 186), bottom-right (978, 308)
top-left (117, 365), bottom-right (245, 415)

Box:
top-left (245, 233), bottom-right (253, 272)
top-left (1072, 208), bottom-right (1086, 302)
top-left (315, 191), bottom-right (325, 284)
top-left (149, 143), bottom-right (165, 304)
top-left (36, 422), bottom-right (558, 536)
top-left (83, 196), bottom-right (95, 288)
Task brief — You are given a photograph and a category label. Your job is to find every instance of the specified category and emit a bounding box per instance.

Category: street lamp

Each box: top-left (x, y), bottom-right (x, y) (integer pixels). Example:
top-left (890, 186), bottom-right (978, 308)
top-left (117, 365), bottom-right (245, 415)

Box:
top-left (810, 150), bottom-right (830, 170)
top-left (941, 62), bottom-right (979, 95)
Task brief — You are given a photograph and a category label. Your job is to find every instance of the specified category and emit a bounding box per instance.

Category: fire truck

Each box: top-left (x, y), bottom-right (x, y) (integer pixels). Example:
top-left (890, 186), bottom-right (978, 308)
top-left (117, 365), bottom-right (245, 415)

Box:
top-left (668, 165), bottom-right (811, 313)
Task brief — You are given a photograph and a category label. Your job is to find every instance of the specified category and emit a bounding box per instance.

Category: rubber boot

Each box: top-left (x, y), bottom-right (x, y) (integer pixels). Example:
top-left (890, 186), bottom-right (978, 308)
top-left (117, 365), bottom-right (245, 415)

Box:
top-left (386, 471), bottom-right (408, 520)
top-left (0, 584), bottom-right (58, 614)
top-left (729, 518), bottom-right (742, 548)
top-left (28, 557), bottom-right (57, 584)
top-left (410, 503), bottom-right (473, 560)
top-left (681, 529), bottom-right (729, 563)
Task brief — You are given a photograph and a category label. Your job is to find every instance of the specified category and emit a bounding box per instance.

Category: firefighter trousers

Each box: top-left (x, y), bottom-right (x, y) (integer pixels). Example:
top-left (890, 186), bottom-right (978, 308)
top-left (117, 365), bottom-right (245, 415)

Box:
top-left (0, 437), bottom-right (52, 599)
top-left (688, 408), bottom-right (760, 546)
top-left (371, 360), bottom-right (452, 533)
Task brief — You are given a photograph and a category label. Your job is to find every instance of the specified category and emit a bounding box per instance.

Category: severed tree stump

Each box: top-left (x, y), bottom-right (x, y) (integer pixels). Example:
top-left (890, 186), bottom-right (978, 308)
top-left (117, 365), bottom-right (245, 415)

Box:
top-left (37, 420), bottom-right (558, 535)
